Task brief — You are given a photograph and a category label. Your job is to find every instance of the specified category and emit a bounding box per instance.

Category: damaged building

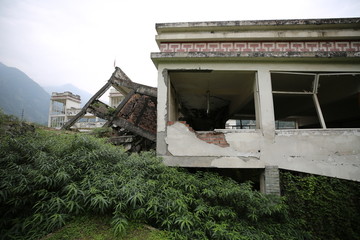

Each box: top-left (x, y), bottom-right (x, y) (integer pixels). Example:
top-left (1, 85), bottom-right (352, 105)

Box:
top-left (151, 18), bottom-right (360, 194)
top-left (61, 68), bottom-right (157, 152)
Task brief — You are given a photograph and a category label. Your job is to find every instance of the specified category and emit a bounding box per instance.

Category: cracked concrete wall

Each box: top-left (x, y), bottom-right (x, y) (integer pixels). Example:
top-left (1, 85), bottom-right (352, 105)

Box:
top-left (266, 130), bottom-right (360, 182)
top-left (166, 122), bottom-right (261, 158)
top-left (164, 122), bottom-right (264, 168)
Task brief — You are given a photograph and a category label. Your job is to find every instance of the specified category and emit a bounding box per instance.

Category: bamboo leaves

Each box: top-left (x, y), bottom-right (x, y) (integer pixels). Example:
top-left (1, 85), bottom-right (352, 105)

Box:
top-left (0, 117), bottom-right (310, 240)
top-left (49, 197), bottom-right (66, 213)
top-left (66, 200), bottom-right (83, 214)
top-left (89, 194), bottom-right (110, 213)
top-left (175, 213), bottom-right (194, 231)
top-left (127, 192), bottom-right (145, 208)
top-left (48, 213), bottom-right (67, 231)
top-left (111, 216), bottom-right (128, 236)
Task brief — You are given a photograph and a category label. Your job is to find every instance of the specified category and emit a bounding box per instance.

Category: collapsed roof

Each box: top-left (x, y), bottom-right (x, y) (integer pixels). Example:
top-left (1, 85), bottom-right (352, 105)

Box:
top-left (61, 67), bottom-right (157, 150)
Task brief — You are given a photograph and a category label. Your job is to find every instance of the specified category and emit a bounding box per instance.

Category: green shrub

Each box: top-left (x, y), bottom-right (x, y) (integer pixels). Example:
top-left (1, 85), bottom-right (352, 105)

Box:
top-left (0, 108), bottom-right (20, 135)
top-left (281, 171), bottom-right (360, 240)
top-left (0, 117), bottom-right (307, 239)
top-left (91, 127), bottom-right (113, 138)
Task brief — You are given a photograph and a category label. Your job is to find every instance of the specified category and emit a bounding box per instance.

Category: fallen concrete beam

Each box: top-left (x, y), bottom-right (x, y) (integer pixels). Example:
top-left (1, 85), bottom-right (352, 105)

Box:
top-left (111, 67), bottom-right (157, 97)
top-left (62, 80), bottom-right (112, 130)
top-left (88, 100), bottom-right (114, 121)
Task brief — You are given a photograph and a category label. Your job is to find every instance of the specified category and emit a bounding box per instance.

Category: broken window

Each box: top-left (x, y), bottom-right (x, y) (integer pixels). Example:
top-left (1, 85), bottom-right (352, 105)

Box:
top-left (271, 72), bottom-right (360, 129)
top-left (275, 120), bottom-right (296, 129)
top-left (50, 116), bottom-right (65, 128)
top-left (226, 119), bottom-right (256, 129)
top-left (168, 70), bottom-right (257, 131)
top-left (50, 101), bottom-right (65, 115)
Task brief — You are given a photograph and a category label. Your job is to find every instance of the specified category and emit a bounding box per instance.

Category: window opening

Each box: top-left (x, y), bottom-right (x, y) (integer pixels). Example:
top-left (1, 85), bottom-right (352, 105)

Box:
top-left (271, 72), bottom-right (360, 129)
top-left (317, 73), bottom-right (360, 128)
top-left (51, 101), bottom-right (65, 115)
top-left (275, 120), bottom-right (296, 129)
top-left (50, 116), bottom-right (65, 128)
top-left (225, 119), bottom-right (257, 129)
top-left (169, 70), bottom-right (257, 131)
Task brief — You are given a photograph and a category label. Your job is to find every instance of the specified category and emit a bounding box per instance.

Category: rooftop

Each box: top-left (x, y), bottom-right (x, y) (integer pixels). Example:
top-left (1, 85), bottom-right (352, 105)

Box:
top-left (156, 17), bottom-right (360, 33)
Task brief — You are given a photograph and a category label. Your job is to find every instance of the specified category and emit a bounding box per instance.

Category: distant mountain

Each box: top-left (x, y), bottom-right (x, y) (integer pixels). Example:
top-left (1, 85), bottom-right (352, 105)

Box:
top-left (0, 62), bottom-right (50, 125)
top-left (43, 84), bottom-right (93, 106)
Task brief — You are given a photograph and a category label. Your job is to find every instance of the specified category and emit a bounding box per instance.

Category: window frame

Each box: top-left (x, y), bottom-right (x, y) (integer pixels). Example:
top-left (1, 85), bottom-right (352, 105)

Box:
top-left (271, 71), bottom-right (360, 129)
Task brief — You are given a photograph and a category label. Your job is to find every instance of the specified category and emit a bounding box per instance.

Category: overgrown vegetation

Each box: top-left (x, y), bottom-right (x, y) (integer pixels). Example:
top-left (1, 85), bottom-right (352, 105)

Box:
top-left (0, 111), bottom-right (305, 240)
top-left (91, 126), bottom-right (113, 138)
top-left (281, 172), bottom-right (360, 240)
top-left (1, 110), bottom-right (359, 240)
top-left (42, 215), bottom-right (169, 240)
top-left (42, 215), bottom-right (117, 240)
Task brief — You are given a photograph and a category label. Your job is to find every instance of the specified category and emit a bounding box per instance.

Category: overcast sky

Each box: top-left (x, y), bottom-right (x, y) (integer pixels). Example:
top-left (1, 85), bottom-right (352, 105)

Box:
top-left (1, 0), bottom-right (359, 94)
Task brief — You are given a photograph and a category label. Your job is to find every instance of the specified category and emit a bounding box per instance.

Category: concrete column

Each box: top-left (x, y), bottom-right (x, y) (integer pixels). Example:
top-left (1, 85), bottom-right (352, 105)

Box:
top-left (64, 99), bottom-right (68, 123)
top-left (256, 69), bottom-right (277, 166)
top-left (256, 69), bottom-right (275, 138)
top-left (260, 165), bottom-right (281, 195)
top-left (156, 68), bottom-right (168, 156)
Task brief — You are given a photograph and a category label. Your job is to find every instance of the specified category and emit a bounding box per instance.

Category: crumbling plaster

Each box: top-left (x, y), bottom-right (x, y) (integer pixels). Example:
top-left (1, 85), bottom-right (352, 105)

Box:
top-left (157, 68), bottom-right (168, 133)
top-left (166, 122), bottom-right (260, 158)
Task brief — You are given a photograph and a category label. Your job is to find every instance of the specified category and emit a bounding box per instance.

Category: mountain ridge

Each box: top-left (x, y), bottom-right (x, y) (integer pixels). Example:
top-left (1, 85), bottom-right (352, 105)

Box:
top-left (0, 62), bottom-right (50, 124)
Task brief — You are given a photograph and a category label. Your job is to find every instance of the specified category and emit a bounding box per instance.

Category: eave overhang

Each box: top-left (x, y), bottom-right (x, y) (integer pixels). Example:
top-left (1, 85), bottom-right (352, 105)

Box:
top-left (151, 51), bottom-right (360, 67)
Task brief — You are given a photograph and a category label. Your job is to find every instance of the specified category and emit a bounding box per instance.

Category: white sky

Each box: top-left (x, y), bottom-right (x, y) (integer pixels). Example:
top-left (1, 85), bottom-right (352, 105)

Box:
top-left (1, 0), bottom-right (359, 94)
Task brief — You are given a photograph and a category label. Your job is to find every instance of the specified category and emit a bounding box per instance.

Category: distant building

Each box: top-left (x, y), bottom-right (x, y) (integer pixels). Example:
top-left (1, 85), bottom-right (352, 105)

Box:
top-left (109, 87), bottom-right (124, 108)
top-left (48, 89), bottom-right (124, 130)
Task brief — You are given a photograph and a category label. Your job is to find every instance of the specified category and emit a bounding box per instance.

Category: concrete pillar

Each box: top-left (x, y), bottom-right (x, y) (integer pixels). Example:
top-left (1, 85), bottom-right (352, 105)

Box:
top-left (156, 68), bottom-right (168, 156)
top-left (260, 165), bottom-right (281, 195)
top-left (64, 99), bottom-right (68, 123)
top-left (256, 69), bottom-right (275, 139)
top-left (256, 70), bottom-right (280, 195)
